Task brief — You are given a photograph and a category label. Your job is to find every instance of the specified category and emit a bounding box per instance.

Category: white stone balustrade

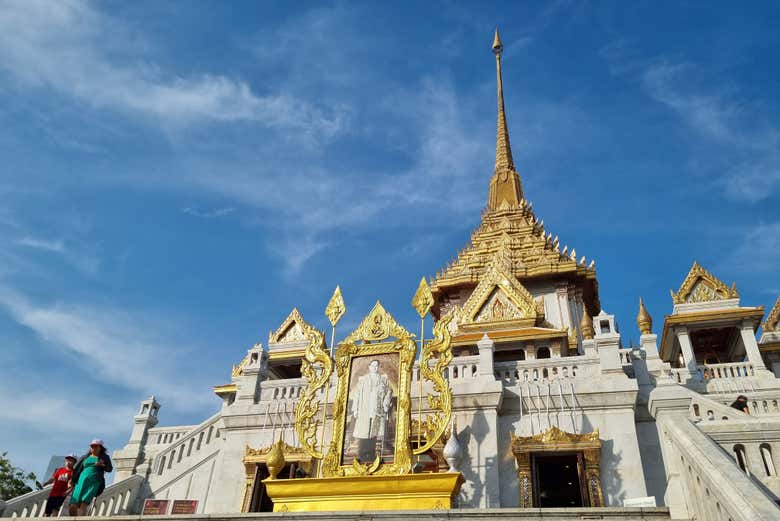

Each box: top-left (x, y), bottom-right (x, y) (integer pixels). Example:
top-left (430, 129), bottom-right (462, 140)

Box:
top-left (0, 475), bottom-right (144, 518)
top-left (152, 413), bottom-right (222, 478)
top-left (660, 416), bottom-right (780, 520)
top-left (258, 377), bottom-right (306, 402)
top-left (494, 355), bottom-right (597, 386)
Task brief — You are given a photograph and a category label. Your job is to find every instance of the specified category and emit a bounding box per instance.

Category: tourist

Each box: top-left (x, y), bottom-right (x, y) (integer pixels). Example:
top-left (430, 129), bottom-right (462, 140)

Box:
top-left (42, 454), bottom-right (77, 517)
top-left (731, 395), bottom-right (750, 414)
top-left (68, 439), bottom-right (113, 516)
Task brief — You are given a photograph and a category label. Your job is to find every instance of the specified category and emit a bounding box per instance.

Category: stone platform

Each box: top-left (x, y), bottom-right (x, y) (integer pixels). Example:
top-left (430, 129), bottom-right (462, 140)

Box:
top-left (46, 508), bottom-right (671, 521)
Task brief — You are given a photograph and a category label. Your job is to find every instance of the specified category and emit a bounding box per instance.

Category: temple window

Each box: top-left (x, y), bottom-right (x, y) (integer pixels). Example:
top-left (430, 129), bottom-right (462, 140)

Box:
top-left (733, 444), bottom-right (749, 474)
top-left (158, 456), bottom-right (166, 475)
top-left (536, 347), bottom-right (551, 359)
top-left (599, 320), bottom-right (610, 334)
top-left (760, 444), bottom-right (776, 477)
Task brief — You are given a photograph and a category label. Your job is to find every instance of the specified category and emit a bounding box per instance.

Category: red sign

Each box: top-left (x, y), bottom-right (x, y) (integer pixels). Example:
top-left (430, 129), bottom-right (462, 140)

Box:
top-left (142, 500), bottom-right (169, 515)
top-left (170, 500), bottom-right (198, 515)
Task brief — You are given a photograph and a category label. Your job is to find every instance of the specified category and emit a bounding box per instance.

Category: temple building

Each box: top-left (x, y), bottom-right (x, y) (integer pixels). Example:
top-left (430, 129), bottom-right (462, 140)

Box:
top-left (3, 30), bottom-right (780, 521)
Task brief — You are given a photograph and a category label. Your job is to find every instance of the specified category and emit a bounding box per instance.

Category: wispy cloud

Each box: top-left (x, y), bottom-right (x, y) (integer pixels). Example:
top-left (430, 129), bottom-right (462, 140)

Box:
top-left (721, 221), bottom-right (780, 276)
top-left (0, 0), bottom-right (346, 137)
top-left (16, 236), bottom-right (65, 253)
top-left (13, 234), bottom-right (99, 276)
top-left (640, 60), bottom-right (780, 202)
top-left (182, 207), bottom-right (235, 219)
top-left (0, 285), bottom-right (213, 412)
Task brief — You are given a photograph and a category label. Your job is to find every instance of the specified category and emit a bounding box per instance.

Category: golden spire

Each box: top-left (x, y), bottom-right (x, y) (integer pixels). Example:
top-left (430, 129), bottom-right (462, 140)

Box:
top-left (637, 297), bottom-right (653, 335)
top-left (580, 304), bottom-right (594, 340)
top-left (488, 28), bottom-right (524, 211)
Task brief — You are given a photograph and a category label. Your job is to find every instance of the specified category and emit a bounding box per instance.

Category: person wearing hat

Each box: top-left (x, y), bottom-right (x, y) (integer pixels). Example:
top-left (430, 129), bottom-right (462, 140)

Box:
top-left (41, 454), bottom-right (77, 517)
top-left (68, 439), bottom-right (113, 516)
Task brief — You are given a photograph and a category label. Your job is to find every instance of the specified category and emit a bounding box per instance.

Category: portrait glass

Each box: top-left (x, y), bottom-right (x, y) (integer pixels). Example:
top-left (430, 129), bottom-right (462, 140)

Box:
top-left (340, 352), bottom-right (400, 465)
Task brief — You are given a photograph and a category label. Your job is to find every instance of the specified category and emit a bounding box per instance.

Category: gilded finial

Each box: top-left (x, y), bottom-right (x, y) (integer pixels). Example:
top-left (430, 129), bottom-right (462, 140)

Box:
top-left (492, 28), bottom-right (503, 54)
top-left (412, 277), bottom-right (434, 318)
top-left (488, 27), bottom-right (523, 211)
top-left (637, 297), bottom-right (652, 335)
top-left (580, 304), bottom-right (594, 340)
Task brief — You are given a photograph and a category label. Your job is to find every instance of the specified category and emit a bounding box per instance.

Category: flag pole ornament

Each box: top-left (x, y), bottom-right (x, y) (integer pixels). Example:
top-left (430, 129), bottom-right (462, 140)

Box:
top-left (411, 277), bottom-right (434, 460)
top-left (316, 285), bottom-right (345, 476)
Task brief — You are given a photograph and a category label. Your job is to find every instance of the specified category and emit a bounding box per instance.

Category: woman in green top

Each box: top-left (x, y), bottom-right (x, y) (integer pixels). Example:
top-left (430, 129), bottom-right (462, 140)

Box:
top-left (68, 439), bottom-right (113, 516)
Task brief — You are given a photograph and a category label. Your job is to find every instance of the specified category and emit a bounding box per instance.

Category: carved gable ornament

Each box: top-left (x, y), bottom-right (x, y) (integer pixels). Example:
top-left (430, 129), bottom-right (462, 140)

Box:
top-left (269, 308), bottom-right (311, 344)
top-left (342, 300), bottom-right (412, 344)
top-left (671, 261), bottom-right (738, 305)
top-left (458, 263), bottom-right (537, 331)
top-left (763, 296), bottom-right (780, 333)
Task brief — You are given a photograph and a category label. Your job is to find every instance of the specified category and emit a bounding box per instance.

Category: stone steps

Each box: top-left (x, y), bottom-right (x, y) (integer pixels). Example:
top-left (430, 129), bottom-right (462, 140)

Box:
top-left (44, 507), bottom-right (672, 521)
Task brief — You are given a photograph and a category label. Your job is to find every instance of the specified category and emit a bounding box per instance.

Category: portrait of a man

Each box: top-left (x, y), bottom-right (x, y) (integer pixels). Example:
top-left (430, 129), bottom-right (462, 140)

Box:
top-left (342, 354), bottom-right (398, 464)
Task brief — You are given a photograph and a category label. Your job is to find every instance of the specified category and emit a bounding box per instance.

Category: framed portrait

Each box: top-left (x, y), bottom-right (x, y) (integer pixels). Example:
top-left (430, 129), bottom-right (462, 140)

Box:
top-left (322, 302), bottom-right (417, 476)
top-left (341, 352), bottom-right (400, 465)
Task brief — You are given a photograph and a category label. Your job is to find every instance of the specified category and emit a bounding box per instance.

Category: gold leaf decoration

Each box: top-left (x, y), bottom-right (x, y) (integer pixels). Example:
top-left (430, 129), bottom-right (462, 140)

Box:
top-left (293, 321), bottom-right (331, 459)
top-left (325, 285), bottom-right (346, 327)
top-left (411, 277), bottom-right (434, 318)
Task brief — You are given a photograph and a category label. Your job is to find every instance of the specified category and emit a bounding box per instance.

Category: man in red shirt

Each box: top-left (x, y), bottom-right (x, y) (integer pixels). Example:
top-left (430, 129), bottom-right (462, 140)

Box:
top-left (42, 454), bottom-right (77, 517)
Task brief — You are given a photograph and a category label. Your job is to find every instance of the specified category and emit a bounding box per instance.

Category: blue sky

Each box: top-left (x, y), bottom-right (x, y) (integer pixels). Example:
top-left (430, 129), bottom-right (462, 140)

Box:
top-left (1, 1), bottom-right (778, 478)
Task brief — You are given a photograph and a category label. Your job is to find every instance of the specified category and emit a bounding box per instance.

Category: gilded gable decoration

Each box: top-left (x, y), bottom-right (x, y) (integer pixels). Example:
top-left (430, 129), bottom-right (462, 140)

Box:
top-left (269, 308), bottom-right (310, 344)
top-left (670, 261), bottom-right (739, 305)
top-left (458, 261), bottom-right (537, 331)
top-left (342, 300), bottom-right (413, 344)
top-left (763, 296), bottom-right (780, 332)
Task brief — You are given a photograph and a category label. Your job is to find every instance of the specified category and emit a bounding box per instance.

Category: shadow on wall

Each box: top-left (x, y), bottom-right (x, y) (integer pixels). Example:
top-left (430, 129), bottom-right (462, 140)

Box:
top-left (458, 407), bottom-right (491, 508)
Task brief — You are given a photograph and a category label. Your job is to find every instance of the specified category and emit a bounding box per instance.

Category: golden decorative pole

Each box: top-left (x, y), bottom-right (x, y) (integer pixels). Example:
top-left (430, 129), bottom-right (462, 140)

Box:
top-left (412, 277), bottom-right (434, 463)
top-left (319, 285), bottom-right (345, 476)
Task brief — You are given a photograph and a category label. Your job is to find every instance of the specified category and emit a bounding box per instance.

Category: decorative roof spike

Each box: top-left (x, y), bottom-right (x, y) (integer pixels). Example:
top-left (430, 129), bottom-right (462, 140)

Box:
top-left (553, 235), bottom-right (559, 244)
top-left (580, 305), bottom-right (594, 340)
top-left (554, 242), bottom-right (560, 253)
top-left (561, 246), bottom-right (568, 256)
top-left (579, 256), bottom-right (586, 265)
top-left (588, 259), bottom-right (595, 269)
top-left (569, 248), bottom-right (577, 261)
top-left (637, 297), bottom-right (653, 335)
top-left (492, 27), bottom-right (514, 173)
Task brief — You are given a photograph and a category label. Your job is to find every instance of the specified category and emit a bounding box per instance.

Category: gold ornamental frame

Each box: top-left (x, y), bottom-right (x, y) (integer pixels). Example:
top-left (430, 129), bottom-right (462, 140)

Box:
top-left (321, 301), bottom-right (418, 476)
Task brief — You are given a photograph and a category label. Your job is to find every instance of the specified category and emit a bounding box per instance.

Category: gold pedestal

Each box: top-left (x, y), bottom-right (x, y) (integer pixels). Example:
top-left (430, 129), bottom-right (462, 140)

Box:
top-left (264, 472), bottom-right (464, 512)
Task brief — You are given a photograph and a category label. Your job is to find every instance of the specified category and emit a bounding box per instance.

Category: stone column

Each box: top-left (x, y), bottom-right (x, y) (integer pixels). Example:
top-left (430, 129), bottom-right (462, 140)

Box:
top-left (740, 322), bottom-right (770, 374)
top-left (674, 328), bottom-right (697, 375)
top-left (640, 333), bottom-right (664, 377)
top-left (477, 334), bottom-right (496, 378)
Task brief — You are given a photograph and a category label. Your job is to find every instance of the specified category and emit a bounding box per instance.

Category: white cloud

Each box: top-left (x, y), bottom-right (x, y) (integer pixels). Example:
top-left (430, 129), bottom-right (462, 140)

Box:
top-left (640, 60), bottom-right (780, 202)
top-left (13, 235), bottom-right (100, 276)
top-left (16, 236), bottom-right (65, 253)
top-left (0, 0), bottom-right (345, 136)
top-left (722, 222), bottom-right (780, 275)
top-left (182, 207), bottom-right (235, 219)
top-left (0, 285), bottom-right (213, 412)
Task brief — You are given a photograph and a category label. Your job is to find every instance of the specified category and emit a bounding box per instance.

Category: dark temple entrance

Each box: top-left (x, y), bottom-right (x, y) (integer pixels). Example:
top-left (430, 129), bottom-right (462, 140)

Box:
top-left (248, 463), bottom-right (302, 512)
top-left (532, 453), bottom-right (585, 508)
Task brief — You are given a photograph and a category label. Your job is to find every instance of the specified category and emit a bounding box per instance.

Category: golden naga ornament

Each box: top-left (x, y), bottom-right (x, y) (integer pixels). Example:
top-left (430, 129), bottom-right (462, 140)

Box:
top-left (325, 285), bottom-right (346, 326)
top-left (412, 277), bottom-right (434, 318)
top-left (294, 320), bottom-right (331, 459)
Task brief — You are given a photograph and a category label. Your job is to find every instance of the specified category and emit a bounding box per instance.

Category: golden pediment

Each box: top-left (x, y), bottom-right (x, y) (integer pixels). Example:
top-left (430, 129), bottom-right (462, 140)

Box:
top-left (269, 307), bottom-right (311, 344)
top-left (342, 300), bottom-right (413, 344)
top-left (671, 261), bottom-right (738, 305)
top-left (458, 263), bottom-right (537, 331)
top-left (510, 426), bottom-right (600, 448)
top-left (763, 296), bottom-right (780, 332)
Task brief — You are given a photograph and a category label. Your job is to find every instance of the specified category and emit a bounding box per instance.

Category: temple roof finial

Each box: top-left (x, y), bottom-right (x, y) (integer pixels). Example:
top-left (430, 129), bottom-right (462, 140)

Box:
top-left (488, 28), bottom-right (523, 211)
top-left (493, 28), bottom-right (514, 173)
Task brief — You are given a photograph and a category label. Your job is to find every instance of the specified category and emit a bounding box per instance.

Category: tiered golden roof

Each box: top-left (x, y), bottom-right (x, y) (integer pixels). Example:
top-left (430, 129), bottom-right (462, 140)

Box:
top-left (431, 30), bottom-right (597, 313)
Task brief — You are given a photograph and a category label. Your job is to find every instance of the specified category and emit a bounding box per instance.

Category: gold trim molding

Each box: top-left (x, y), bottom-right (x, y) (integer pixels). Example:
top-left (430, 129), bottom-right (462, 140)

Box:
top-left (269, 308), bottom-right (312, 344)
